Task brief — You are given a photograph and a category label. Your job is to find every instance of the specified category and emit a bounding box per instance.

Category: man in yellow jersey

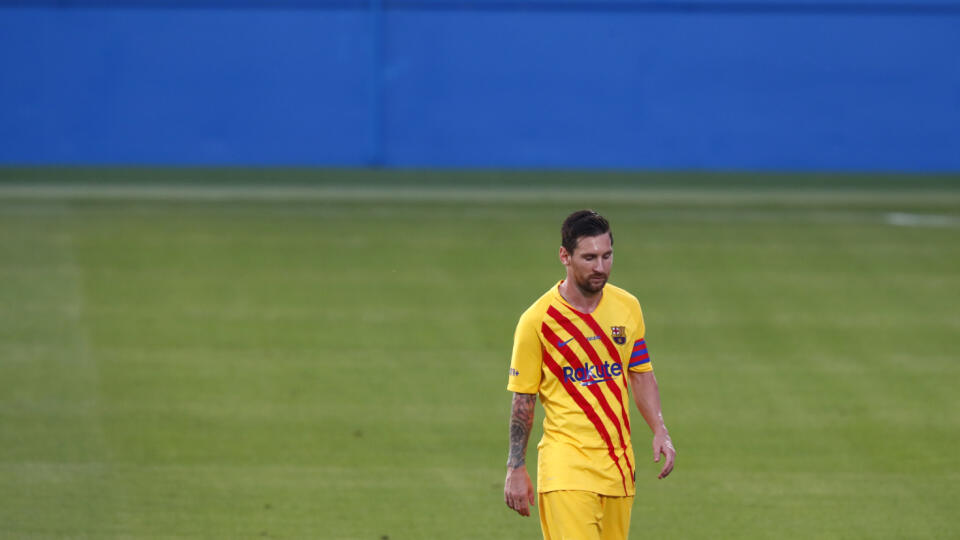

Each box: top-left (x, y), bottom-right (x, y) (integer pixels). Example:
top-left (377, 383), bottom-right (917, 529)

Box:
top-left (503, 210), bottom-right (676, 540)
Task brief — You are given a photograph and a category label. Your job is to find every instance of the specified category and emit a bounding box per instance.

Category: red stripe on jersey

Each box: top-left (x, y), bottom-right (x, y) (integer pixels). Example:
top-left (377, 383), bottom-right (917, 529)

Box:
top-left (539, 347), bottom-right (629, 495)
top-left (568, 307), bottom-right (628, 367)
top-left (546, 306), bottom-right (634, 475)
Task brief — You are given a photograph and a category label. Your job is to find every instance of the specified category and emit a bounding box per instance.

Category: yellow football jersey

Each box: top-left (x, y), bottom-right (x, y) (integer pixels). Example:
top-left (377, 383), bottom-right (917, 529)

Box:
top-left (507, 281), bottom-right (653, 496)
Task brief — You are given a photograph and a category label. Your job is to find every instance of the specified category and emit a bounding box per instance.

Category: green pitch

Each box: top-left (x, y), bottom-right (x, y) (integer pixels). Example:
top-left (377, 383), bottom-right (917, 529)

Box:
top-left (1, 169), bottom-right (958, 538)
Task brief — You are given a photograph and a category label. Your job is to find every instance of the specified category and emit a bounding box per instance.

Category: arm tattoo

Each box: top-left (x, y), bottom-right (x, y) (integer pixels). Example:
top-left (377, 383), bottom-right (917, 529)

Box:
top-left (507, 393), bottom-right (536, 469)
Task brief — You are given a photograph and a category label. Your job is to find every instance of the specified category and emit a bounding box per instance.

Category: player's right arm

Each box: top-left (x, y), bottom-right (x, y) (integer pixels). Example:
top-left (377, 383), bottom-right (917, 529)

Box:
top-left (504, 307), bottom-right (542, 517)
top-left (504, 392), bottom-right (537, 516)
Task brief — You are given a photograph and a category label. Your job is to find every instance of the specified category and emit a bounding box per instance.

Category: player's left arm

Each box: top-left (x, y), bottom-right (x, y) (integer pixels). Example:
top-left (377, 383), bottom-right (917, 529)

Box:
top-left (629, 370), bottom-right (676, 479)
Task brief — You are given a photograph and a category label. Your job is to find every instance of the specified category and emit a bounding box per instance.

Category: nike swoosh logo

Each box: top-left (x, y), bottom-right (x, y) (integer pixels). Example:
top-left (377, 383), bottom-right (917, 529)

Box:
top-left (581, 377), bottom-right (615, 386)
top-left (557, 337), bottom-right (575, 347)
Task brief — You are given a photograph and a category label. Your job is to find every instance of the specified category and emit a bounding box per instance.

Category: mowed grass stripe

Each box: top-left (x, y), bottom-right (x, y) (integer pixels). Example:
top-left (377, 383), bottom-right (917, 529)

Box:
top-left (0, 211), bottom-right (132, 534)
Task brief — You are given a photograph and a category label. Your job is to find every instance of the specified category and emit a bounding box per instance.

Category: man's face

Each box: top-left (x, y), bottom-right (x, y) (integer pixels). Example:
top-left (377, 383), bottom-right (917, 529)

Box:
top-left (560, 233), bottom-right (613, 295)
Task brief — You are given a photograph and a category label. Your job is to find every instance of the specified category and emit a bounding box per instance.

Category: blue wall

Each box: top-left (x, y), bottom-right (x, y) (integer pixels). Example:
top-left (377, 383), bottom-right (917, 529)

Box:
top-left (1, 1), bottom-right (958, 171)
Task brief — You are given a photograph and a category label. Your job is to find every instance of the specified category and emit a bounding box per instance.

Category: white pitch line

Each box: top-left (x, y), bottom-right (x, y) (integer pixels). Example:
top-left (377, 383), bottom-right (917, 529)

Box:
top-left (884, 212), bottom-right (960, 228)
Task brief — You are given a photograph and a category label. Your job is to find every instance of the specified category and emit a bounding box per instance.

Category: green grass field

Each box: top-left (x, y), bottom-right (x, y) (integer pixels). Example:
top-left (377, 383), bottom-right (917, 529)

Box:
top-left (1, 169), bottom-right (958, 538)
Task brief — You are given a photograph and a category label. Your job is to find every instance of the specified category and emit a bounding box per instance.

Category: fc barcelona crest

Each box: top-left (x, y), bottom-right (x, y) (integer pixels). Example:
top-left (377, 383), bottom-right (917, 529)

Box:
top-left (610, 326), bottom-right (626, 345)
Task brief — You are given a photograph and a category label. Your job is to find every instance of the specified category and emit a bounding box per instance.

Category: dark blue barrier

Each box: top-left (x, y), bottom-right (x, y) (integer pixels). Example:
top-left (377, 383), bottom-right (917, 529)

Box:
top-left (1, 1), bottom-right (958, 170)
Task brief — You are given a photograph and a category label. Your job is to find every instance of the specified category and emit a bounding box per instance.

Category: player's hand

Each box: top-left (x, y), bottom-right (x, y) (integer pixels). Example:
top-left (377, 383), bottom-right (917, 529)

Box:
top-left (504, 466), bottom-right (536, 516)
top-left (653, 431), bottom-right (676, 479)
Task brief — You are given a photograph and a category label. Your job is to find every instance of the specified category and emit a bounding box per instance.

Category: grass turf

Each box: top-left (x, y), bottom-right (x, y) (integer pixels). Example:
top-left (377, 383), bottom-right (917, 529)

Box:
top-left (0, 169), bottom-right (958, 538)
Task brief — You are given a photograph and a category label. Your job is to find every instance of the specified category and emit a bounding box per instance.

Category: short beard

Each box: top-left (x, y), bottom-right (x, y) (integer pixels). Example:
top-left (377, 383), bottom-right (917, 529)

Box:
top-left (575, 275), bottom-right (606, 295)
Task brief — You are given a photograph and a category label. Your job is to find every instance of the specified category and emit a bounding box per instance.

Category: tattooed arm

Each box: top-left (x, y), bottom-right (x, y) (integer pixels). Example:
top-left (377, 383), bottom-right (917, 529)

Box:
top-left (507, 392), bottom-right (536, 468)
top-left (504, 392), bottom-right (537, 517)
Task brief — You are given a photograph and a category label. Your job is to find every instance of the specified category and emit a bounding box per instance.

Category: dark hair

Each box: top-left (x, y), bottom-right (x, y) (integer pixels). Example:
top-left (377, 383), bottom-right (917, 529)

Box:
top-left (561, 210), bottom-right (612, 254)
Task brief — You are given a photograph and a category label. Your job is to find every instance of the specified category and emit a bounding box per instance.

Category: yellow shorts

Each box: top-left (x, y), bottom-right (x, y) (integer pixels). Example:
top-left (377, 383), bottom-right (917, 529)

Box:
top-left (538, 490), bottom-right (633, 540)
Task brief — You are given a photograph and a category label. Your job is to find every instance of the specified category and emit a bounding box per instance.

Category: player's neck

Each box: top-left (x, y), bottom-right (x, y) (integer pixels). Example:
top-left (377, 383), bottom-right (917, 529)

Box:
top-left (558, 279), bottom-right (602, 314)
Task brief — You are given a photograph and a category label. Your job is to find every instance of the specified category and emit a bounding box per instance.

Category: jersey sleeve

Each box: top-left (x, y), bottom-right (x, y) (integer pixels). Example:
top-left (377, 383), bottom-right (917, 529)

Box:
top-left (628, 300), bottom-right (653, 373)
top-left (507, 309), bottom-right (543, 394)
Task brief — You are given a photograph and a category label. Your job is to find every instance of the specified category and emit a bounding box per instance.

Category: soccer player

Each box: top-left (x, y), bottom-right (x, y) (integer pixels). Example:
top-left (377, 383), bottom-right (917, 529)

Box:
top-left (504, 210), bottom-right (676, 540)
